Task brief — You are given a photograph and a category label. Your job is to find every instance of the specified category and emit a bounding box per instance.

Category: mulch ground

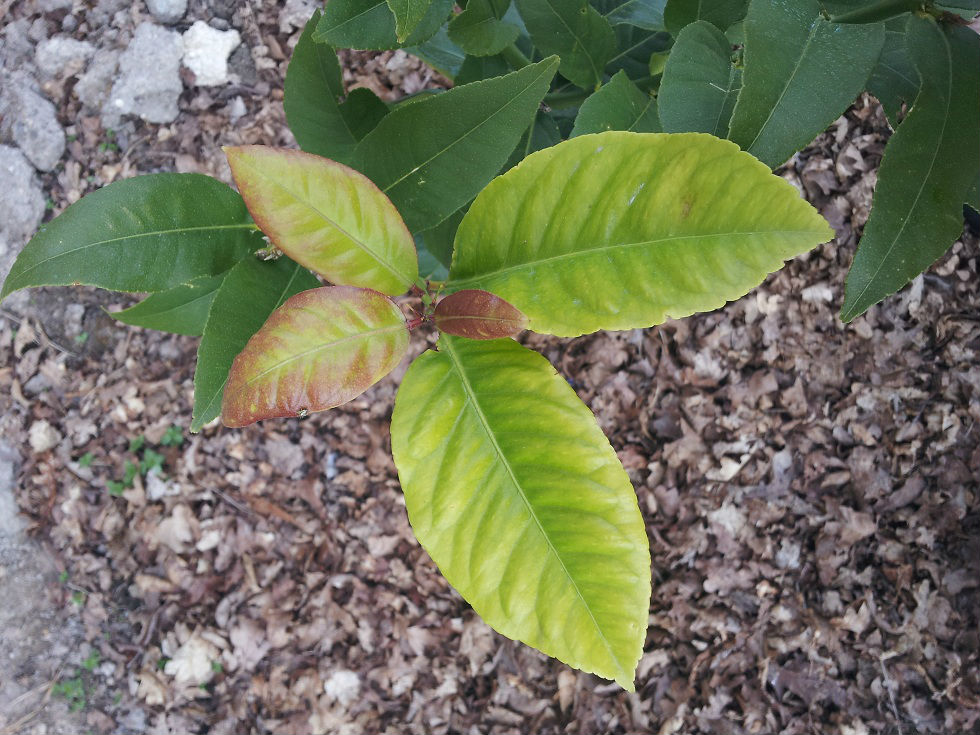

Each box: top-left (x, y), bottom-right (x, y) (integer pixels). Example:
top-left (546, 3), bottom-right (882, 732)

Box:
top-left (2, 4), bottom-right (979, 733)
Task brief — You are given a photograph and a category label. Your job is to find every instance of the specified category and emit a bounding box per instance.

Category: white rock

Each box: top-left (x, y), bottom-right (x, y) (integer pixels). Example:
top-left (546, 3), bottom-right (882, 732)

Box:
top-left (75, 49), bottom-right (119, 111)
top-left (323, 669), bottom-right (361, 706)
top-left (145, 0), bottom-right (187, 24)
top-left (105, 22), bottom-right (183, 126)
top-left (29, 420), bottom-right (62, 454)
top-left (181, 21), bottom-right (240, 87)
top-left (35, 36), bottom-right (95, 78)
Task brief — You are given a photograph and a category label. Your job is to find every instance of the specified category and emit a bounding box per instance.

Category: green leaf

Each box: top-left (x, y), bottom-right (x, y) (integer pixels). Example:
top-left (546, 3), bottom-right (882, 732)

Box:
top-left (284, 12), bottom-right (388, 163)
top-left (866, 16), bottom-right (918, 129)
top-left (658, 20), bottom-right (740, 136)
top-left (1, 174), bottom-right (260, 301)
top-left (191, 257), bottom-right (319, 432)
top-left (416, 208), bottom-right (464, 270)
top-left (448, 0), bottom-right (520, 56)
top-left (571, 70), bottom-right (660, 137)
top-left (388, 0), bottom-right (434, 42)
top-left (455, 53), bottom-right (511, 84)
top-left (599, 0), bottom-right (667, 30)
top-left (225, 146), bottom-right (417, 296)
top-left (663, 0), bottom-right (747, 34)
top-left (351, 57), bottom-right (559, 232)
top-left (110, 273), bottom-right (225, 336)
top-left (448, 132), bottom-right (832, 336)
top-left (314, 0), bottom-right (452, 50)
top-left (222, 286), bottom-right (408, 427)
top-left (841, 17), bottom-right (979, 322)
top-left (391, 335), bottom-right (650, 689)
top-left (433, 289), bottom-right (527, 338)
top-left (405, 26), bottom-right (466, 79)
top-left (606, 25), bottom-right (671, 79)
top-left (727, 0), bottom-right (884, 169)
top-left (514, 0), bottom-right (617, 89)
top-left (503, 109), bottom-right (562, 170)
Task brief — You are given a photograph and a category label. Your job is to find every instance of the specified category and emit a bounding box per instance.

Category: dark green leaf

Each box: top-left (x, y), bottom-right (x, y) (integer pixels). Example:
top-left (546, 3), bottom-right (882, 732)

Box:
top-left (110, 273), bottom-right (225, 336)
top-left (387, 0), bottom-right (435, 42)
top-left (405, 26), bottom-right (466, 79)
top-left (504, 109), bottom-right (562, 169)
top-left (866, 16), bottom-right (918, 129)
top-left (663, 0), bottom-right (747, 34)
top-left (351, 57), bottom-right (559, 232)
top-left (191, 257), bottom-right (319, 432)
top-left (829, 0), bottom-right (918, 23)
top-left (727, 0), bottom-right (884, 169)
top-left (515, 0), bottom-right (617, 89)
top-left (448, 0), bottom-right (520, 56)
top-left (599, 0), bottom-right (667, 30)
top-left (416, 207), bottom-right (464, 270)
top-left (314, 0), bottom-right (452, 50)
top-left (658, 20), bottom-right (740, 136)
top-left (1, 174), bottom-right (260, 301)
top-left (455, 53), bottom-right (511, 84)
top-left (284, 12), bottom-right (389, 163)
top-left (571, 70), bottom-right (660, 136)
top-left (606, 25), bottom-right (671, 79)
top-left (841, 17), bottom-right (979, 321)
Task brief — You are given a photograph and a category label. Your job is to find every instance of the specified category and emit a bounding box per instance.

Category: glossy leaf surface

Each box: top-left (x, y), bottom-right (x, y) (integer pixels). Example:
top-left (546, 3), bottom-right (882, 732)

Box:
top-left (222, 286), bottom-right (408, 427)
top-left (192, 257), bottom-right (319, 432)
top-left (658, 20), bottom-right (740, 136)
top-left (284, 12), bottom-right (388, 163)
top-left (1, 174), bottom-right (259, 300)
top-left (351, 57), bottom-right (558, 232)
top-left (866, 16), bottom-right (918, 128)
top-left (433, 289), bottom-right (527, 338)
top-left (448, 0), bottom-right (520, 56)
top-left (405, 26), bottom-right (466, 79)
top-left (110, 273), bottom-right (225, 336)
top-left (727, 0), bottom-right (884, 168)
top-left (599, 0), bottom-right (667, 29)
top-left (571, 70), bottom-right (659, 137)
top-left (448, 132), bottom-right (833, 336)
top-left (391, 335), bottom-right (650, 689)
top-left (388, 0), bottom-right (434, 42)
top-left (314, 0), bottom-right (451, 50)
top-left (841, 17), bottom-right (979, 321)
top-left (514, 0), bottom-right (616, 89)
top-left (225, 146), bottom-right (417, 296)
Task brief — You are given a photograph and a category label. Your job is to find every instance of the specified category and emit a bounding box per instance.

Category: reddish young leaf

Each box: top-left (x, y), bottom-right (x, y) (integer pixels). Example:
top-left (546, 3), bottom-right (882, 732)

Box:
top-left (222, 286), bottom-right (408, 428)
top-left (433, 289), bottom-right (528, 339)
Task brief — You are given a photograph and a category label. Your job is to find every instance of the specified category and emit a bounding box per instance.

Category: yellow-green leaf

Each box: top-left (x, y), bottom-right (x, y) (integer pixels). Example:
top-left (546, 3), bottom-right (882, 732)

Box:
top-left (391, 335), bottom-right (650, 689)
top-left (225, 146), bottom-right (417, 296)
top-left (222, 286), bottom-right (408, 427)
top-left (448, 131), bottom-right (832, 336)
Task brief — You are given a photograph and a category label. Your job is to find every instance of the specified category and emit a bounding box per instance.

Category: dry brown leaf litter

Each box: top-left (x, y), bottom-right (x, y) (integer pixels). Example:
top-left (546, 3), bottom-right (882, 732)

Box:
top-left (1, 4), bottom-right (978, 732)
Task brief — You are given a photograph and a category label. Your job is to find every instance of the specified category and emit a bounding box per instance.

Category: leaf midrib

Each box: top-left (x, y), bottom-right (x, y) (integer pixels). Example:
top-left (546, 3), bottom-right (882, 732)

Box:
top-left (7, 223), bottom-right (257, 290)
top-left (542, 0), bottom-right (603, 84)
top-left (441, 337), bottom-right (628, 682)
top-left (375, 60), bottom-right (556, 196)
top-left (845, 24), bottom-right (953, 316)
top-left (448, 229), bottom-right (826, 288)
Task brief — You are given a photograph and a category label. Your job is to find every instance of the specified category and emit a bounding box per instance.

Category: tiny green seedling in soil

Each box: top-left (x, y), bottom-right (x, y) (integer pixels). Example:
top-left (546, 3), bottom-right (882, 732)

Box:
top-left (2, 0), bottom-right (974, 690)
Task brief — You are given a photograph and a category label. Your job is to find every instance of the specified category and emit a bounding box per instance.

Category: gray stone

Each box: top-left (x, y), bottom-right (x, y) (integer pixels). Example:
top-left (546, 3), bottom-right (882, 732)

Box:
top-left (75, 48), bottom-right (119, 110)
top-left (0, 20), bottom-right (35, 69)
top-left (0, 144), bottom-right (46, 288)
top-left (146, 0), bottom-right (187, 24)
top-left (37, 0), bottom-right (74, 11)
top-left (104, 22), bottom-right (183, 126)
top-left (35, 36), bottom-right (95, 78)
top-left (279, 0), bottom-right (317, 32)
top-left (227, 43), bottom-right (256, 86)
top-left (0, 441), bottom-right (23, 537)
top-left (0, 72), bottom-right (66, 172)
top-left (28, 17), bottom-right (49, 42)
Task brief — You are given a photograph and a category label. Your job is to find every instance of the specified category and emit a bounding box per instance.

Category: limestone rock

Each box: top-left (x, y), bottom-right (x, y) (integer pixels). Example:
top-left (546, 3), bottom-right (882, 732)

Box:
top-left (146, 0), bottom-right (187, 24)
top-left (105, 22), bottom-right (183, 126)
top-left (181, 21), bottom-right (240, 87)
top-left (35, 36), bottom-right (94, 78)
top-left (0, 73), bottom-right (65, 172)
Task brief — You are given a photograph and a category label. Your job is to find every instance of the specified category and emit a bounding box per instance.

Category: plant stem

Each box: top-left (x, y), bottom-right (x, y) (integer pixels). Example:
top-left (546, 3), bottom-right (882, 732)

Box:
top-left (500, 43), bottom-right (531, 69)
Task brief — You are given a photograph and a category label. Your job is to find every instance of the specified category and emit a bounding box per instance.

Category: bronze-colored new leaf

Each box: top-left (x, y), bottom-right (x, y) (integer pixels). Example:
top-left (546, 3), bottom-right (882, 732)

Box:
top-left (222, 286), bottom-right (409, 427)
top-left (433, 289), bottom-right (528, 339)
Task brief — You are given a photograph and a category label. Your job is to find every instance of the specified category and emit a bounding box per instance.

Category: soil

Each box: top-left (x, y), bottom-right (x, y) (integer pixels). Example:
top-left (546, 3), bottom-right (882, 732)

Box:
top-left (1, 3), bottom-right (978, 735)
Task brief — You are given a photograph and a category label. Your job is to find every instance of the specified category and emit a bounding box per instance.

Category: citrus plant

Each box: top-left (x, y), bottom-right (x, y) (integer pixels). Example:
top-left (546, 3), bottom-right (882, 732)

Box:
top-left (7, 0), bottom-right (974, 687)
